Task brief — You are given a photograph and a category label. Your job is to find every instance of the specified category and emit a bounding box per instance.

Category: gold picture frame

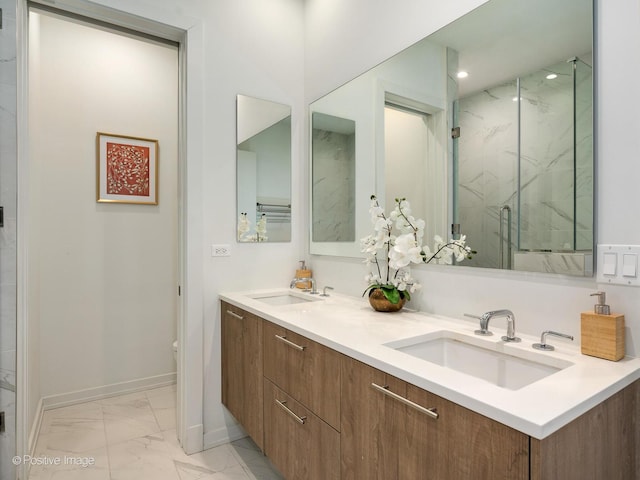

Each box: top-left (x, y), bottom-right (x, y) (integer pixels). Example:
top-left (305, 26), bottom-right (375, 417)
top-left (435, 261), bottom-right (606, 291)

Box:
top-left (96, 132), bottom-right (159, 205)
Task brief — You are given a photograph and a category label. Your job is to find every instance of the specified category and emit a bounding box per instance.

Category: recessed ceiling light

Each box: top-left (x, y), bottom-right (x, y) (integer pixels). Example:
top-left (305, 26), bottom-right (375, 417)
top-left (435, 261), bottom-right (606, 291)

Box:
top-left (546, 73), bottom-right (558, 80)
top-left (457, 71), bottom-right (469, 79)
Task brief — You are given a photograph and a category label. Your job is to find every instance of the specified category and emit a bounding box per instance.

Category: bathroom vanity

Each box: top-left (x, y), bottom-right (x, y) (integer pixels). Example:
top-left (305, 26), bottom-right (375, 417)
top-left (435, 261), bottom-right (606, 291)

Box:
top-left (220, 290), bottom-right (640, 480)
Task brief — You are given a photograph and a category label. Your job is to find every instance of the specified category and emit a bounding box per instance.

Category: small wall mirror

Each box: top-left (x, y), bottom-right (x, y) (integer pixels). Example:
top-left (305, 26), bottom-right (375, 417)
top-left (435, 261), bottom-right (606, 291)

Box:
top-left (308, 0), bottom-right (594, 277)
top-left (237, 95), bottom-right (291, 242)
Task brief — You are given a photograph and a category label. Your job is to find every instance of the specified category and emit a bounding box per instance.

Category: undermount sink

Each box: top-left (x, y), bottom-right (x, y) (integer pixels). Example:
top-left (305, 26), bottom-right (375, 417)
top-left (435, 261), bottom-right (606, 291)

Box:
top-left (385, 331), bottom-right (573, 390)
top-left (250, 292), bottom-right (319, 306)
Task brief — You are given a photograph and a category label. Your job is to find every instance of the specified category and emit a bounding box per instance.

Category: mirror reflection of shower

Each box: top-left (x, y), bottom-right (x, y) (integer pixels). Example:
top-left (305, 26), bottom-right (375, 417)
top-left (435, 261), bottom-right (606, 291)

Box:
top-left (454, 57), bottom-right (593, 275)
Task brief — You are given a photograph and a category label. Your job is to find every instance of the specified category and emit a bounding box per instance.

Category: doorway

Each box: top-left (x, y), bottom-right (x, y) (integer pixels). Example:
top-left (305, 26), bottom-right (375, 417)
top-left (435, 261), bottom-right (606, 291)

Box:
top-left (383, 100), bottom-right (447, 246)
top-left (27, 1), bottom-right (180, 457)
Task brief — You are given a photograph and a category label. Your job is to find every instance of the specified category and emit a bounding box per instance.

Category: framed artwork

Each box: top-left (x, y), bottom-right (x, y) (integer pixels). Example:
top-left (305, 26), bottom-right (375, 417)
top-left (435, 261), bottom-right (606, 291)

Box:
top-left (96, 132), bottom-right (159, 205)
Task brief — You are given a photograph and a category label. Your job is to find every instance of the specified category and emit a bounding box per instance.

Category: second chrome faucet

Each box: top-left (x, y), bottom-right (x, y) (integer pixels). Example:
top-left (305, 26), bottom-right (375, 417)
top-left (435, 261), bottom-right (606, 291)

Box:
top-left (466, 309), bottom-right (521, 342)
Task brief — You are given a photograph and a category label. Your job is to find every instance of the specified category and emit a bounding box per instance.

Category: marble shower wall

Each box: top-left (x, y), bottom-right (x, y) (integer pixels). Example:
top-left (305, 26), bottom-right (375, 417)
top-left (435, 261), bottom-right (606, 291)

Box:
top-left (519, 59), bottom-right (593, 252)
top-left (0, 0), bottom-right (17, 476)
top-left (312, 128), bottom-right (356, 242)
top-left (457, 59), bottom-right (593, 270)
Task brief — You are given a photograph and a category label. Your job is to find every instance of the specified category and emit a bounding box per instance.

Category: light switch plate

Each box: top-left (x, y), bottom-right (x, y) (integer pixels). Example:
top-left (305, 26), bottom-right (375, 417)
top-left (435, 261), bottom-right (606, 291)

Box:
top-left (597, 244), bottom-right (640, 286)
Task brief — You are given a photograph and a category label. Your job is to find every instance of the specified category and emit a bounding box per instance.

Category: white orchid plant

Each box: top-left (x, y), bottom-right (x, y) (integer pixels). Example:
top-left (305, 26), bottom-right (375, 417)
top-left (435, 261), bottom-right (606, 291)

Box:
top-left (361, 195), bottom-right (475, 305)
top-left (238, 213), bottom-right (268, 242)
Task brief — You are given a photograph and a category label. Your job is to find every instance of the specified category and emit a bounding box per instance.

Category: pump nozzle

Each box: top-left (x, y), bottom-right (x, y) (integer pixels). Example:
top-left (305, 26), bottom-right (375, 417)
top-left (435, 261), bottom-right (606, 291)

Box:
top-left (590, 291), bottom-right (610, 315)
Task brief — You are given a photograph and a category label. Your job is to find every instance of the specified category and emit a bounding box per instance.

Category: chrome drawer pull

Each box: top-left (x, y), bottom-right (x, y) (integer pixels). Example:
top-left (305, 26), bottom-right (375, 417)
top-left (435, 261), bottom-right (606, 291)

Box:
top-left (226, 310), bottom-right (244, 320)
top-left (275, 334), bottom-right (305, 351)
top-left (371, 383), bottom-right (439, 420)
top-left (275, 399), bottom-right (306, 424)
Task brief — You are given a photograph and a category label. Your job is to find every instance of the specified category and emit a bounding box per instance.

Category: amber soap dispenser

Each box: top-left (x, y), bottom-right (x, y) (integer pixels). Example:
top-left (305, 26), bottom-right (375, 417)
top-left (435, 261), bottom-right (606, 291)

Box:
top-left (294, 260), bottom-right (312, 290)
top-left (580, 291), bottom-right (625, 361)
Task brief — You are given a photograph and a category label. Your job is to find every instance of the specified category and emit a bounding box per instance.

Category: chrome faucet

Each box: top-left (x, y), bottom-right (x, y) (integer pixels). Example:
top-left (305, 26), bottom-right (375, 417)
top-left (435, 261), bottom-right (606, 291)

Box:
top-left (289, 277), bottom-right (317, 294)
top-left (469, 309), bottom-right (520, 342)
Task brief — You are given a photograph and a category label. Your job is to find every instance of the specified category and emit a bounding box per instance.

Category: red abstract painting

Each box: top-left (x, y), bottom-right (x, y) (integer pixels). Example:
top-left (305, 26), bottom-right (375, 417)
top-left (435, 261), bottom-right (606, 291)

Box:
top-left (97, 133), bottom-right (158, 204)
top-left (105, 142), bottom-right (150, 197)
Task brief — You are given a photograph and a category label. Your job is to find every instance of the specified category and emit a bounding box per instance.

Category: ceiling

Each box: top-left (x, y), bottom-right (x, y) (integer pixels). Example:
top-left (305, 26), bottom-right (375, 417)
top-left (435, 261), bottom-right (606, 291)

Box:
top-left (428, 0), bottom-right (592, 96)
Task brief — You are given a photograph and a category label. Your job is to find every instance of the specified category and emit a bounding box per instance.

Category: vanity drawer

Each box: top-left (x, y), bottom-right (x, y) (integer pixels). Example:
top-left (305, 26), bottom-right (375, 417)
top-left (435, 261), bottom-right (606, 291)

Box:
top-left (264, 379), bottom-right (340, 480)
top-left (263, 320), bottom-right (341, 430)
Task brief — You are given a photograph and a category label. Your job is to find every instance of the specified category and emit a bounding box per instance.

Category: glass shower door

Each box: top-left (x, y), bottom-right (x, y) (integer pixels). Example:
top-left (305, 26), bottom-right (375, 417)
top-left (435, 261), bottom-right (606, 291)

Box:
top-left (454, 79), bottom-right (519, 269)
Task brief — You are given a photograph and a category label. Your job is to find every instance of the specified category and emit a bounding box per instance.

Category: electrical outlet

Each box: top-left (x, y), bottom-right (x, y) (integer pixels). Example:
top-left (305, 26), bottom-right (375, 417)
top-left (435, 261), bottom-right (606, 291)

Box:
top-left (211, 244), bottom-right (231, 257)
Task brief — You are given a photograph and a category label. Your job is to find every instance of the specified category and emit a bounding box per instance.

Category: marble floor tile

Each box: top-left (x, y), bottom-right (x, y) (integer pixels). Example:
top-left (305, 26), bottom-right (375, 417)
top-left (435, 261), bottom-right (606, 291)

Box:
top-left (176, 464), bottom-right (251, 480)
top-left (108, 433), bottom-right (180, 480)
top-left (39, 401), bottom-right (104, 435)
top-left (28, 386), bottom-right (283, 480)
top-left (164, 431), bottom-right (246, 475)
top-left (228, 438), bottom-right (283, 480)
top-left (36, 403), bottom-right (107, 454)
top-left (146, 385), bottom-right (177, 431)
top-left (102, 392), bottom-right (161, 445)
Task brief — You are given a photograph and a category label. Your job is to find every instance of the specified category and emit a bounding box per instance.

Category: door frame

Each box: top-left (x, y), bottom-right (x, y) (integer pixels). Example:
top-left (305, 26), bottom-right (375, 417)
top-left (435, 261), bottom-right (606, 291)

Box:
top-left (15, 1), bottom-right (205, 476)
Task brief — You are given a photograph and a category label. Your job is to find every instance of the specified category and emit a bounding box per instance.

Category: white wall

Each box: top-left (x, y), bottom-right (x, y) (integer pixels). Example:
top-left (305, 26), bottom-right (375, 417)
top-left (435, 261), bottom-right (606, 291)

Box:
top-left (305, 0), bottom-right (640, 359)
top-left (28, 11), bottom-right (178, 400)
top-left (196, 0), bottom-right (305, 445)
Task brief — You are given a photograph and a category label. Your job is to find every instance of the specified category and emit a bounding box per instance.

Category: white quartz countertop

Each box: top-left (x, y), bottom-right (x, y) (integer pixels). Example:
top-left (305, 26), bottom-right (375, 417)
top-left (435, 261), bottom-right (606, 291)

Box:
top-left (219, 288), bottom-right (640, 439)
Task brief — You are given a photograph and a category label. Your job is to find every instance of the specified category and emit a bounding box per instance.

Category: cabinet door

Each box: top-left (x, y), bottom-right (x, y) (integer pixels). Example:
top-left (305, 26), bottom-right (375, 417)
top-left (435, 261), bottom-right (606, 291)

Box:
top-left (531, 379), bottom-right (640, 480)
top-left (221, 302), bottom-right (264, 449)
top-left (264, 379), bottom-right (340, 480)
top-left (263, 321), bottom-right (341, 430)
top-left (341, 356), bottom-right (529, 480)
top-left (221, 302), bottom-right (244, 422)
top-left (402, 383), bottom-right (529, 480)
top-left (341, 356), bottom-right (403, 480)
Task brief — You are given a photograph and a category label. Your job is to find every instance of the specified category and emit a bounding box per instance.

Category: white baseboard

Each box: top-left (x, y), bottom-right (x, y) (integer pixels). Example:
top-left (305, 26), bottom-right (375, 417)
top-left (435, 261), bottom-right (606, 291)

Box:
top-left (203, 422), bottom-right (247, 451)
top-left (28, 397), bottom-right (44, 455)
top-left (183, 423), bottom-right (204, 454)
top-left (41, 372), bottom-right (176, 410)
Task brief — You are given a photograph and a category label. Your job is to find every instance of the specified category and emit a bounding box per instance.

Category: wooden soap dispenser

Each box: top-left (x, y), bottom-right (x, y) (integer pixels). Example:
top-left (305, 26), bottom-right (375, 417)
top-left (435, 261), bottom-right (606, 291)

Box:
top-left (295, 260), bottom-right (312, 290)
top-left (580, 291), bottom-right (625, 361)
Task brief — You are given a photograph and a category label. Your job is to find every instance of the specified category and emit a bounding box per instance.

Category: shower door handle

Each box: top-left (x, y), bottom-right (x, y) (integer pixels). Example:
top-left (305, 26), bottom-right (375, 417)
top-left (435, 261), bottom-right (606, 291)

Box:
top-left (499, 205), bottom-right (512, 269)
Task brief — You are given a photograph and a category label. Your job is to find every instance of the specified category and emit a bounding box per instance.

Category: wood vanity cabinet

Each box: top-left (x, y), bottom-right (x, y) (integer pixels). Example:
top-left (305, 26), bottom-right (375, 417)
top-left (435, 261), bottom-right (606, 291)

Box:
top-left (221, 302), bottom-right (264, 450)
top-left (340, 356), bottom-right (529, 480)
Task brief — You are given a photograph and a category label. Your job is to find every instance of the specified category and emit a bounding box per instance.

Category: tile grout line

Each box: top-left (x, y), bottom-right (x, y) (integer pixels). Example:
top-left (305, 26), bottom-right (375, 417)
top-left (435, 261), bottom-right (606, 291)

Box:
top-left (101, 399), bottom-right (114, 480)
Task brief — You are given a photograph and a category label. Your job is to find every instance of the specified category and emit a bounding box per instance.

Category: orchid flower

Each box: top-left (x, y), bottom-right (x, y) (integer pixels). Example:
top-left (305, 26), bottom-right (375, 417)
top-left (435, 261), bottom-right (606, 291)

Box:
top-left (361, 195), bottom-right (475, 305)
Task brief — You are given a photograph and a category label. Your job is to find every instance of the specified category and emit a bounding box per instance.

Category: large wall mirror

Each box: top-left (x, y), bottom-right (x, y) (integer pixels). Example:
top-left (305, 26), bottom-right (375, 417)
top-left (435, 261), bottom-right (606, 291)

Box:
top-left (237, 95), bottom-right (292, 242)
top-left (309, 0), bottom-right (594, 276)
